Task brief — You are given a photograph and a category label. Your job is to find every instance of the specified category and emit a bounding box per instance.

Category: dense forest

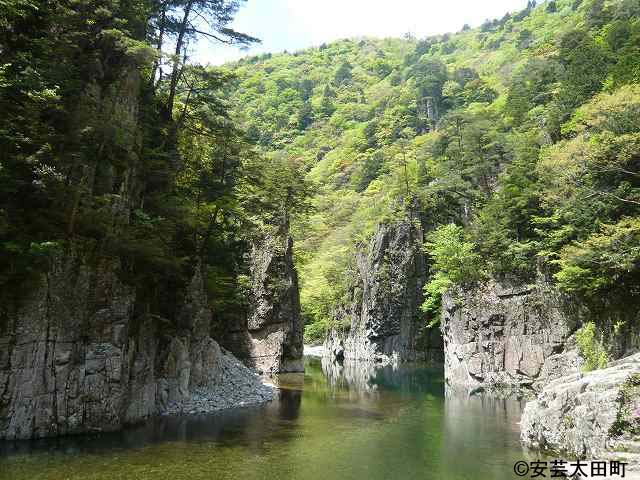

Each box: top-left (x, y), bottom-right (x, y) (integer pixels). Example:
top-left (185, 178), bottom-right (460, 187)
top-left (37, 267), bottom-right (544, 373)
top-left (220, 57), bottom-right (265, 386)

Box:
top-left (223, 0), bottom-right (640, 348)
top-left (1, 0), bottom-right (639, 352)
top-left (0, 0), bottom-right (305, 329)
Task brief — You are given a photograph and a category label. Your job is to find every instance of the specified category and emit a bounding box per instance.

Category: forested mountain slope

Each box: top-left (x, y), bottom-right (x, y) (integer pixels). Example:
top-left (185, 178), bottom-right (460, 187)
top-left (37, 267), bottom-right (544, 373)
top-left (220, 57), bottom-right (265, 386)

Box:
top-left (225, 0), bottom-right (640, 346)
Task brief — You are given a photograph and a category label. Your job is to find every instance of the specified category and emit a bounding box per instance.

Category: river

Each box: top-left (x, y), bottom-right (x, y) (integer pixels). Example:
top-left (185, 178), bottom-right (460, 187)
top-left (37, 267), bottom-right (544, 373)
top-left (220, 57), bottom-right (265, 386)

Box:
top-left (0, 357), bottom-right (533, 479)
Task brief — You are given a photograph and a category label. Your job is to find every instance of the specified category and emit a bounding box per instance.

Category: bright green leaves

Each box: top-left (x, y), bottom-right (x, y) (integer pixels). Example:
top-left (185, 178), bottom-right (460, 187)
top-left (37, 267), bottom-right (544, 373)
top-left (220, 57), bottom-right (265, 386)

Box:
top-left (554, 218), bottom-right (640, 294)
top-left (565, 84), bottom-right (640, 135)
top-left (425, 224), bottom-right (482, 286)
top-left (421, 224), bottom-right (482, 326)
top-left (533, 86), bottom-right (640, 298)
top-left (576, 322), bottom-right (609, 371)
top-left (223, 2), bottom-right (640, 342)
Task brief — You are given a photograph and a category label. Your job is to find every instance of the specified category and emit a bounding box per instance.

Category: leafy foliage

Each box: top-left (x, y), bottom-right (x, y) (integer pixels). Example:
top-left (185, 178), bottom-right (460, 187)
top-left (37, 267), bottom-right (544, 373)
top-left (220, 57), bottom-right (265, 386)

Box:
top-left (0, 0), bottom-right (303, 328)
top-left (421, 224), bottom-right (482, 326)
top-left (576, 322), bottom-right (609, 372)
top-left (223, 0), bottom-right (640, 339)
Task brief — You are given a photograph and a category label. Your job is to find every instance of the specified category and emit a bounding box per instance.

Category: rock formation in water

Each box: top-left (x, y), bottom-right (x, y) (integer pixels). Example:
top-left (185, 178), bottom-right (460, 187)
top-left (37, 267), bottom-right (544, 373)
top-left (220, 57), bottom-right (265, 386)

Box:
top-left (521, 353), bottom-right (640, 470)
top-left (324, 220), bottom-right (442, 364)
top-left (0, 67), bottom-right (302, 440)
top-left (222, 230), bottom-right (303, 375)
top-left (0, 251), bottom-right (265, 440)
top-left (439, 278), bottom-right (640, 464)
top-left (440, 280), bottom-right (581, 391)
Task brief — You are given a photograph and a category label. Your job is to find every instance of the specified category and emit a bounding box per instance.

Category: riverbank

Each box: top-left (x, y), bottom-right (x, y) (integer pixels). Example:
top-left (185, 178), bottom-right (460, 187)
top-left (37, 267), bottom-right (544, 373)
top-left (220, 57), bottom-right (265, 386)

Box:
top-left (521, 353), bottom-right (640, 474)
top-left (161, 348), bottom-right (277, 416)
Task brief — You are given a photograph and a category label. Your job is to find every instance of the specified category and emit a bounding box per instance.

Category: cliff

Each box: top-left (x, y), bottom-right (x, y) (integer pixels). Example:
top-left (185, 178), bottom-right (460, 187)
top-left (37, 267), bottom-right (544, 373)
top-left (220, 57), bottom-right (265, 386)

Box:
top-left (221, 231), bottom-right (304, 375)
top-left (440, 280), bottom-right (581, 391)
top-left (0, 56), bottom-right (302, 441)
top-left (1, 252), bottom-right (221, 439)
top-left (324, 221), bottom-right (442, 364)
top-left (438, 277), bottom-right (640, 464)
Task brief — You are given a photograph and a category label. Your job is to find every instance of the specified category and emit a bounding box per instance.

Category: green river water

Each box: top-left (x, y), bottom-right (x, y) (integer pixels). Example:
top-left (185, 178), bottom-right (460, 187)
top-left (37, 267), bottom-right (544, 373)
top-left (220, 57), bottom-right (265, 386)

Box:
top-left (0, 357), bottom-right (534, 480)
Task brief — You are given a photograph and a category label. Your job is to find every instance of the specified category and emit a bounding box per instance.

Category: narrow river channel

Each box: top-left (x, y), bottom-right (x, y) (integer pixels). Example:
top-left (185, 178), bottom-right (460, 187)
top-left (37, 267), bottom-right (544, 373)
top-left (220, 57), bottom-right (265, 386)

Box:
top-left (0, 357), bottom-right (533, 480)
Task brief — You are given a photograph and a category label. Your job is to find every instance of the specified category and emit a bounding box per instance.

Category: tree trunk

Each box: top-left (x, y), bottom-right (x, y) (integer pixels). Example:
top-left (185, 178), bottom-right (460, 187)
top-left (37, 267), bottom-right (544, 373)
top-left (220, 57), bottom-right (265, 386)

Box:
top-left (149, 3), bottom-right (167, 90)
top-left (167, 0), bottom-right (194, 117)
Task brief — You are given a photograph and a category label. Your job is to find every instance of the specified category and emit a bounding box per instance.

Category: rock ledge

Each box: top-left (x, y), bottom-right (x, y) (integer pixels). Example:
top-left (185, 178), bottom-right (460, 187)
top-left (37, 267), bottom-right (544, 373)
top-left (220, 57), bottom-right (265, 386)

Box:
top-left (521, 353), bottom-right (640, 469)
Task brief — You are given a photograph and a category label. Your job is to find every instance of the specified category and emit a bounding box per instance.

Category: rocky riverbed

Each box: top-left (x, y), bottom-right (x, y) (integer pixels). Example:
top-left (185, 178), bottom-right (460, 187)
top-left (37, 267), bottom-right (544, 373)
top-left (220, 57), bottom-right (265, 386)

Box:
top-left (162, 348), bottom-right (277, 416)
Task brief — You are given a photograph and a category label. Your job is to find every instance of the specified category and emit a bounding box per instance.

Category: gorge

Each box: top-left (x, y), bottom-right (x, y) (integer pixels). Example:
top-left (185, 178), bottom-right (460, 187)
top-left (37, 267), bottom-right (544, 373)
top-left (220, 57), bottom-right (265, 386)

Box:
top-left (1, 0), bottom-right (640, 478)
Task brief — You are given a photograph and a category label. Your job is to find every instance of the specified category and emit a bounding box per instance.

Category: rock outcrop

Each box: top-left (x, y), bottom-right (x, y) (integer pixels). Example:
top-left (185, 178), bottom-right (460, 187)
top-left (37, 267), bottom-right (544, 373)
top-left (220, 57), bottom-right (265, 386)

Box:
top-left (521, 354), bottom-right (640, 469)
top-left (0, 251), bottom-right (273, 441)
top-left (0, 39), bottom-right (302, 441)
top-left (441, 280), bottom-right (581, 391)
top-left (324, 221), bottom-right (442, 364)
top-left (222, 231), bottom-right (303, 375)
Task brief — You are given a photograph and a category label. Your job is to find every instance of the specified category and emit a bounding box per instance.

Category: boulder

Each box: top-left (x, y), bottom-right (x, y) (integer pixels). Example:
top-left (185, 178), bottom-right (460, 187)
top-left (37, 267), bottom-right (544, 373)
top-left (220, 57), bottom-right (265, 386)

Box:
top-left (521, 354), bottom-right (640, 468)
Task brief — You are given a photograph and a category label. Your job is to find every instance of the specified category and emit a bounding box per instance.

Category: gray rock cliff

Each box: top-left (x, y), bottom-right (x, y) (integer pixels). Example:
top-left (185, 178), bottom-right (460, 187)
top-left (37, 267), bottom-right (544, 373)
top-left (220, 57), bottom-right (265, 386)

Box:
top-left (0, 58), bottom-right (305, 440)
top-left (222, 231), bottom-right (303, 375)
top-left (324, 221), bottom-right (442, 364)
top-left (440, 280), bottom-right (581, 391)
top-left (0, 251), bottom-right (227, 440)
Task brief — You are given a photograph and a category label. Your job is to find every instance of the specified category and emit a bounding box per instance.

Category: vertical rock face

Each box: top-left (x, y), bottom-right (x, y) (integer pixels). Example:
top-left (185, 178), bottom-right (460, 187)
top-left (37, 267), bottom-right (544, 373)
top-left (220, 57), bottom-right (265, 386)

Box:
top-left (222, 232), bottom-right (303, 375)
top-left (0, 66), bottom-right (246, 440)
top-left (440, 281), bottom-right (581, 391)
top-left (324, 221), bottom-right (442, 364)
top-left (0, 251), bottom-right (224, 440)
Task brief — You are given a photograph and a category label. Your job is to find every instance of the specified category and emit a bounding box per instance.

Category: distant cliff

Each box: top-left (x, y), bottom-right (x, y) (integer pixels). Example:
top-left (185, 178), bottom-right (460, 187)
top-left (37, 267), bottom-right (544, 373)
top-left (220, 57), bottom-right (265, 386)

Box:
top-left (222, 230), bottom-right (303, 375)
top-left (324, 220), bottom-right (442, 364)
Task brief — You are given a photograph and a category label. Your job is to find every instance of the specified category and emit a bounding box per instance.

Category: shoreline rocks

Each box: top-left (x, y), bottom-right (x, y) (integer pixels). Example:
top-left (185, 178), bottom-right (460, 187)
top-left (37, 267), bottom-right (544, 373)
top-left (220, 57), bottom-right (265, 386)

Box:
top-left (162, 348), bottom-right (276, 416)
top-left (303, 345), bottom-right (325, 358)
top-left (521, 353), bottom-right (640, 464)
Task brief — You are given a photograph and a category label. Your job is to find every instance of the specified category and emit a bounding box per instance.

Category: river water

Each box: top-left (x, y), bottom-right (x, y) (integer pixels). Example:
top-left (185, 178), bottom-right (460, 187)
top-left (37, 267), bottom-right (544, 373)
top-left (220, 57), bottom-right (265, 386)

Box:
top-left (0, 357), bottom-right (533, 480)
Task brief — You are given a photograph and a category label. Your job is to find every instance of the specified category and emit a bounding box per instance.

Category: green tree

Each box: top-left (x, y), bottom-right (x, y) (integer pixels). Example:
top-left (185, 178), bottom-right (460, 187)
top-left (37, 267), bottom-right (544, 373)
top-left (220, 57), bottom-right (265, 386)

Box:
top-left (557, 29), bottom-right (610, 110)
top-left (333, 61), bottom-right (353, 86)
top-left (421, 224), bottom-right (482, 326)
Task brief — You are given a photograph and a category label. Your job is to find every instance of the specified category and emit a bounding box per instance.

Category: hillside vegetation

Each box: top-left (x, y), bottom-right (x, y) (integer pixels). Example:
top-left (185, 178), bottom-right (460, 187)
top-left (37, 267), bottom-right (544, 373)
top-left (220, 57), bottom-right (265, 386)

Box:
top-left (224, 0), bottom-right (640, 343)
top-left (0, 0), bottom-right (301, 328)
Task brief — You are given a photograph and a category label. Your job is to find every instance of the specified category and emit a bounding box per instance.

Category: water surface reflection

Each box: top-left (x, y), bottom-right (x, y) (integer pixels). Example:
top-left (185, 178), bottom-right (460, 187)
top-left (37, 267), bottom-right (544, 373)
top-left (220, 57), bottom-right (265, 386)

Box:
top-left (0, 358), bottom-right (530, 480)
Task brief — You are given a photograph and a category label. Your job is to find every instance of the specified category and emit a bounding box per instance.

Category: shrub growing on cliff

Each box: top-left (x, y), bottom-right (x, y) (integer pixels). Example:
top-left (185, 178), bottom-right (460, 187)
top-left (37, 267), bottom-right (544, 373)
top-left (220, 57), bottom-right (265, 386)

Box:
top-left (610, 373), bottom-right (640, 437)
top-left (554, 218), bottom-right (640, 295)
top-left (576, 322), bottom-right (608, 372)
top-left (421, 224), bottom-right (482, 327)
